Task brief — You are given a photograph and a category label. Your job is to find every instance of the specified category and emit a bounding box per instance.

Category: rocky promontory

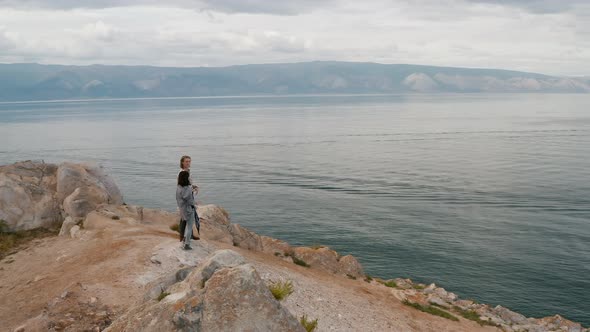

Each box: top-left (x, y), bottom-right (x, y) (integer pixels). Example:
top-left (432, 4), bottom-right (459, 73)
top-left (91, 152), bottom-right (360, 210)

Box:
top-left (0, 161), bottom-right (587, 332)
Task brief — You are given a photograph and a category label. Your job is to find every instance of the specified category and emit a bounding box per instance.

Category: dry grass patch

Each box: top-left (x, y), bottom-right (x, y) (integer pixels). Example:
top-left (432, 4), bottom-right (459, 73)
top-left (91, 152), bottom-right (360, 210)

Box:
top-left (0, 220), bottom-right (59, 260)
top-left (402, 299), bottom-right (459, 321)
top-left (268, 280), bottom-right (294, 300)
top-left (300, 315), bottom-right (318, 332)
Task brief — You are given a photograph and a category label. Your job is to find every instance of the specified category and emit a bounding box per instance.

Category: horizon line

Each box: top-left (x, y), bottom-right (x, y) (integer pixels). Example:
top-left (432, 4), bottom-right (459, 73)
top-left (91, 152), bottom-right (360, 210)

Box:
top-left (0, 60), bottom-right (564, 77)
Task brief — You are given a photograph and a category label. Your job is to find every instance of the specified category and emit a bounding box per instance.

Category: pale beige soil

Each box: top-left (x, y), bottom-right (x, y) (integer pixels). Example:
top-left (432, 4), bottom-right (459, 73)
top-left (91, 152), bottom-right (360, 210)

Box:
top-left (0, 216), bottom-right (500, 332)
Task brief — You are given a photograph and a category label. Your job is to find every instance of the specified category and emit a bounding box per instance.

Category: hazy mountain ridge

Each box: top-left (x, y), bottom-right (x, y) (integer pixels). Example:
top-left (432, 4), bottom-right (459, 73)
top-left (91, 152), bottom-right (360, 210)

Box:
top-left (0, 61), bottom-right (588, 101)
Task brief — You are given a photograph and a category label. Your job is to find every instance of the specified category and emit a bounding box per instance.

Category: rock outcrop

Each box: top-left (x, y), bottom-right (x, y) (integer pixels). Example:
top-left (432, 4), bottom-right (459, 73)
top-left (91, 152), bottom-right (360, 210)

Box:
top-left (289, 246), bottom-right (364, 278)
top-left (193, 204), bottom-right (364, 278)
top-left (388, 279), bottom-right (587, 332)
top-left (0, 160), bottom-right (122, 231)
top-left (0, 161), bottom-right (60, 230)
top-left (106, 250), bottom-right (304, 332)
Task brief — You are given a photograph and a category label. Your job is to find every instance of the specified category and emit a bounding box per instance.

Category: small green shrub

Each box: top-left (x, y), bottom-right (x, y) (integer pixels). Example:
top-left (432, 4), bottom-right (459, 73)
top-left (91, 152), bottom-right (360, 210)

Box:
top-left (346, 274), bottom-right (357, 280)
top-left (430, 302), bottom-right (450, 309)
top-left (283, 251), bottom-right (309, 266)
top-left (364, 275), bottom-right (373, 283)
top-left (412, 284), bottom-right (425, 290)
top-left (292, 256), bottom-right (310, 267)
top-left (379, 280), bottom-right (397, 288)
top-left (300, 315), bottom-right (318, 332)
top-left (274, 252), bottom-right (282, 256)
top-left (269, 280), bottom-right (294, 300)
top-left (157, 291), bottom-right (170, 302)
top-left (169, 224), bottom-right (179, 232)
top-left (452, 306), bottom-right (499, 327)
top-left (0, 220), bottom-right (8, 233)
top-left (403, 300), bottom-right (459, 321)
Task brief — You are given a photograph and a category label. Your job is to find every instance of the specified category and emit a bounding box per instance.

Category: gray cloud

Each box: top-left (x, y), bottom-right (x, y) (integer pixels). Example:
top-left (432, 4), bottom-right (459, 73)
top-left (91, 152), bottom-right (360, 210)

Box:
top-left (0, 0), bottom-right (332, 15)
top-left (198, 0), bottom-right (333, 15)
top-left (0, 1), bottom-right (589, 75)
top-left (469, 0), bottom-right (588, 13)
top-left (0, 30), bottom-right (16, 50)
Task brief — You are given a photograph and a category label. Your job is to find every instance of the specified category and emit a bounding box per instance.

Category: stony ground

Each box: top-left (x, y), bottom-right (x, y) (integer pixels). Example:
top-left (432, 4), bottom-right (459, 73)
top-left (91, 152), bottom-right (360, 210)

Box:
top-left (1, 205), bottom-right (500, 332)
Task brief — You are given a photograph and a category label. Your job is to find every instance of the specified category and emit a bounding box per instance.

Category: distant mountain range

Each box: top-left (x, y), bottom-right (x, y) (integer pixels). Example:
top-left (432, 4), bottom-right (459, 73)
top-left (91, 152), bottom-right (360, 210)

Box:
top-left (0, 61), bottom-right (588, 101)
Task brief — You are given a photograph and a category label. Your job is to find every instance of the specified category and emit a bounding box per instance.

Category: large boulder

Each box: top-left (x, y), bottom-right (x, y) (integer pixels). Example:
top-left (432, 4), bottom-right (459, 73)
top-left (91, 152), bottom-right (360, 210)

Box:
top-left (230, 223), bottom-right (264, 251)
top-left (63, 187), bottom-right (109, 218)
top-left (337, 254), bottom-right (365, 278)
top-left (492, 305), bottom-right (528, 325)
top-left (291, 246), bottom-right (364, 278)
top-left (57, 162), bottom-right (123, 217)
top-left (0, 161), bottom-right (61, 231)
top-left (0, 161), bottom-right (123, 231)
top-left (261, 235), bottom-right (291, 256)
top-left (106, 250), bottom-right (304, 332)
top-left (197, 204), bottom-right (233, 244)
top-left (200, 264), bottom-right (303, 331)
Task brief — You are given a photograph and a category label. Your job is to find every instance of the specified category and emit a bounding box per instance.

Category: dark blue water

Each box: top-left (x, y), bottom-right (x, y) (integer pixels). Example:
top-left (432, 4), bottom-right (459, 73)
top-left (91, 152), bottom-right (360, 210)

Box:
top-left (1, 94), bottom-right (589, 325)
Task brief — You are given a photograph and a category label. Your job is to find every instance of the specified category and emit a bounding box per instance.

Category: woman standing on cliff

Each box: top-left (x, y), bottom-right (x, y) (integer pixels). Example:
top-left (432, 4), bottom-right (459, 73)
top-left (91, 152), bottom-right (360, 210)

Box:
top-left (177, 170), bottom-right (196, 250)
top-left (179, 155), bottom-right (200, 241)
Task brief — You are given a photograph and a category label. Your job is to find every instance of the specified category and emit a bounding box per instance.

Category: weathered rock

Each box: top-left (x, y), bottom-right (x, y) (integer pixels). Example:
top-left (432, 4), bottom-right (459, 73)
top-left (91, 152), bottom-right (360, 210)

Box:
top-left (493, 305), bottom-right (528, 325)
top-left (69, 225), bottom-right (81, 238)
top-left (292, 246), bottom-right (338, 271)
top-left (533, 314), bottom-right (585, 332)
top-left (337, 254), bottom-right (364, 278)
top-left (261, 235), bottom-right (291, 256)
top-left (453, 299), bottom-right (476, 311)
top-left (56, 162), bottom-right (122, 204)
top-left (427, 295), bottom-right (449, 307)
top-left (197, 204), bottom-right (233, 244)
top-left (184, 249), bottom-right (247, 288)
top-left (106, 250), bottom-right (304, 332)
top-left (0, 161), bottom-right (123, 231)
top-left (0, 161), bottom-right (61, 231)
top-left (58, 163), bottom-right (122, 218)
top-left (143, 269), bottom-right (186, 302)
top-left (63, 187), bottom-right (108, 218)
top-left (84, 164), bottom-right (122, 203)
top-left (433, 286), bottom-right (457, 303)
top-left (230, 223), bottom-right (264, 251)
top-left (58, 216), bottom-right (77, 236)
top-left (423, 283), bottom-right (437, 294)
top-left (393, 278), bottom-right (415, 290)
top-left (290, 246), bottom-right (366, 277)
top-left (200, 264), bottom-right (303, 331)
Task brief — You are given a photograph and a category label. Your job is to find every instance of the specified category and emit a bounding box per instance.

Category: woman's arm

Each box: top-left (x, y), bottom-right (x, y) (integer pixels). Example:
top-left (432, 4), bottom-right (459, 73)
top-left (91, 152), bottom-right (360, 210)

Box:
top-left (181, 186), bottom-right (193, 203)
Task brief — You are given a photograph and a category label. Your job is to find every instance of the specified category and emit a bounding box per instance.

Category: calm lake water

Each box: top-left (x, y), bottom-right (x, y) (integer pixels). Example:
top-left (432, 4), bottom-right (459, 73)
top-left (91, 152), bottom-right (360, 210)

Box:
top-left (1, 94), bottom-right (589, 325)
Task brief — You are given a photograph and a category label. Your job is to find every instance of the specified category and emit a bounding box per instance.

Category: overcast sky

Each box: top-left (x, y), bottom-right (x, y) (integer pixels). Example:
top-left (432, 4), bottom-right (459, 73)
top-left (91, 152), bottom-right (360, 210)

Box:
top-left (0, 0), bottom-right (588, 76)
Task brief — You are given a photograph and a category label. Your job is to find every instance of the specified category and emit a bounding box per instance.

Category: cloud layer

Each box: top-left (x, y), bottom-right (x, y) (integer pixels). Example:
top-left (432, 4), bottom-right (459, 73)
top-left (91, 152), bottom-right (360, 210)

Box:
top-left (0, 0), bottom-right (588, 75)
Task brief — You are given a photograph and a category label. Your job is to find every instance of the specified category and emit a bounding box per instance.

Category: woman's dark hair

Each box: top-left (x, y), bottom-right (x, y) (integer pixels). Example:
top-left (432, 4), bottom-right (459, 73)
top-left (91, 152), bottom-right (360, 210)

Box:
top-left (178, 171), bottom-right (190, 187)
